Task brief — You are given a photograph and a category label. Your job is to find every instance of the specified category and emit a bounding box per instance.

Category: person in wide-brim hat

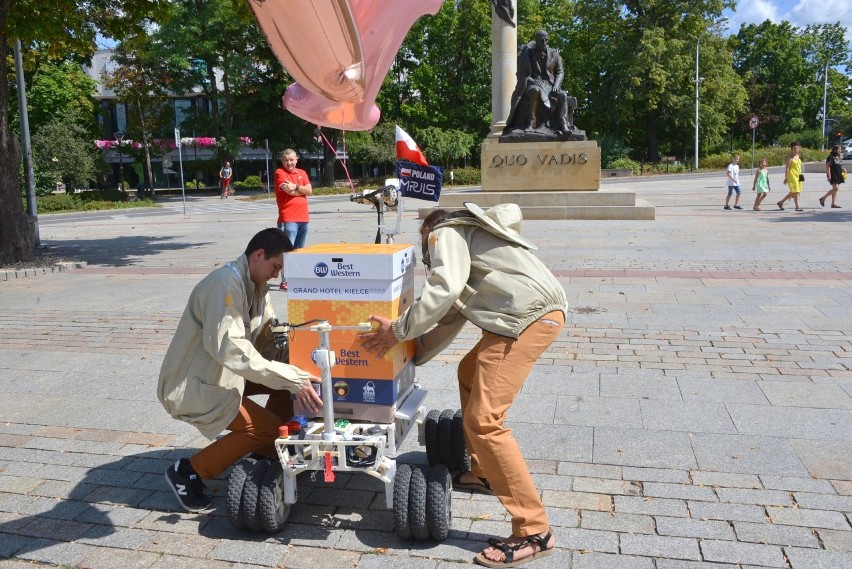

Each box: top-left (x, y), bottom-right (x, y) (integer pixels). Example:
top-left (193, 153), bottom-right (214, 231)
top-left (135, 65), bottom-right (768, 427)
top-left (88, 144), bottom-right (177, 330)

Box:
top-left (359, 202), bottom-right (567, 568)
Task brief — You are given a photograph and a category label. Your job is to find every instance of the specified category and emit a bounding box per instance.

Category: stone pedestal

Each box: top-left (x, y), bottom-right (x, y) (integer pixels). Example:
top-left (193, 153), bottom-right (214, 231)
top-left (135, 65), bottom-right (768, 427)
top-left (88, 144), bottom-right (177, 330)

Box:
top-left (419, 139), bottom-right (655, 221)
top-left (481, 140), bottom-right (601, 191)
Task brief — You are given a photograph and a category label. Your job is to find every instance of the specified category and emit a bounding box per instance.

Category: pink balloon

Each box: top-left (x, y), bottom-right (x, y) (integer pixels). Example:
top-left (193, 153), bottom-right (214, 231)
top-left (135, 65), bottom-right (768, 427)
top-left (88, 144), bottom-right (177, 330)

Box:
top-left (279, 0), bottom-right (444, 130)
top-left (249, 0), bottom-right (366, 103)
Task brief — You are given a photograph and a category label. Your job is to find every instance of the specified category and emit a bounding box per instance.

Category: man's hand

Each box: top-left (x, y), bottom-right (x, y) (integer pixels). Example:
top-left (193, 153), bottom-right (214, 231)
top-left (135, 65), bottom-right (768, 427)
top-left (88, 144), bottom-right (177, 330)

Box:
top-left (358, 315), bottom-right (399, 357)
top-left (294, 374), bottom-right (323, 415)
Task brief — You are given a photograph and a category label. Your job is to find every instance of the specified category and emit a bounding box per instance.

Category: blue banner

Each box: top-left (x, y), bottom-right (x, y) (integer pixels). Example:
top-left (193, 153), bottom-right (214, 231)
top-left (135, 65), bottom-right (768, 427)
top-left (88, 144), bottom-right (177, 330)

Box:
top-left (396, 160), bottom-right (443, 202)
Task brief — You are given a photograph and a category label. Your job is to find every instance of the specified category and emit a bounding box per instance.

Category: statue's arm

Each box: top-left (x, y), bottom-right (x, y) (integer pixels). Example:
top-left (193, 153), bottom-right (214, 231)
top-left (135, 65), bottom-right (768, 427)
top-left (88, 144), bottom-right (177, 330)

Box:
top-left (553, 53), bottom-right (565, 91)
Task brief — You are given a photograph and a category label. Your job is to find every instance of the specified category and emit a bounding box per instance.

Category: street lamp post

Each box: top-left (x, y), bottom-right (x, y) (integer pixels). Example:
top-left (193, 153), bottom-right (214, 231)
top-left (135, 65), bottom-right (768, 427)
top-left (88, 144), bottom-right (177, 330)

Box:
top-left (114, 131), bottom-right (125, 192)
top-left (822, 62), bottom-right (829, 149)
top-left (694, 17), bottom-right (728, 171)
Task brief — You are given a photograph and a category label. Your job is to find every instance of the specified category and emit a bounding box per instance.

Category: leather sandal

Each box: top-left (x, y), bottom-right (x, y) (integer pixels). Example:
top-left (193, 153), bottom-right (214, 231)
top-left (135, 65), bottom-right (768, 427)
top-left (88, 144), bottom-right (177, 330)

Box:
top-left (452, 472), bottom-right (494, 495)
top-left (475, 529), bottom-right (556, 568)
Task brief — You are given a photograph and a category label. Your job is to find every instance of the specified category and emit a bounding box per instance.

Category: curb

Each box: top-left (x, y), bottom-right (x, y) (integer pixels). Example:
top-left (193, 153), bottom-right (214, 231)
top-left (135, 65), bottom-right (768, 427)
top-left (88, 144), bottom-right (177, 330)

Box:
top-left (0, 261), bottom-right (88, 282)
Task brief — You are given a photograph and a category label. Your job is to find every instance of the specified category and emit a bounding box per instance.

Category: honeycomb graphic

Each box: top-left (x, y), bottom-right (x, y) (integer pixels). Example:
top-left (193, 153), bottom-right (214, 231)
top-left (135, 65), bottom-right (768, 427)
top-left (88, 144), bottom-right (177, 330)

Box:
top-left (288, 297), bottom-right (413, 365)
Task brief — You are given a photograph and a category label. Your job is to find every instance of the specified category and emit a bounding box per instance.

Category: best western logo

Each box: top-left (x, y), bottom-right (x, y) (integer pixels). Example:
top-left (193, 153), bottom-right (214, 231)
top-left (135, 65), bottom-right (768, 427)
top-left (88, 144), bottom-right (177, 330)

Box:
top-left (313, 262), bottom-right (329, 277)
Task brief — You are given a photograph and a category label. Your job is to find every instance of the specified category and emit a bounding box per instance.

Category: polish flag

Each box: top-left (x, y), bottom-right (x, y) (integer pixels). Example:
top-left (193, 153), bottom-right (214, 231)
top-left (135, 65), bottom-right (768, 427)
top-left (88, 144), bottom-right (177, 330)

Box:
top-left (395, 126), bottom-right (429, 166)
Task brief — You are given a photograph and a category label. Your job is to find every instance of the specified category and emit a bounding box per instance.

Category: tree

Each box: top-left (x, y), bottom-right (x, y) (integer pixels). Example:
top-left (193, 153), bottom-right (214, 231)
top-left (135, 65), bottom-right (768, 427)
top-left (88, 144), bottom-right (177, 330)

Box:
top-left (12, 62), bottom-right (97, 133)
top-left (347, 122), bottom-right (397, 168)
top-left (566, 1), bottom-right (743, 161)
top-left (106, 33), bottom-right (179, 198)
top-left (31, 111), bottom-right (100, 194)
top-left (729, 21), bottom-right (849, 146)
top-left (1, 0), bottom-right (167, 263)
top-left (417, 126), bottom-right (477, 167)
top-left (385, 0), bottom-right (492, 135)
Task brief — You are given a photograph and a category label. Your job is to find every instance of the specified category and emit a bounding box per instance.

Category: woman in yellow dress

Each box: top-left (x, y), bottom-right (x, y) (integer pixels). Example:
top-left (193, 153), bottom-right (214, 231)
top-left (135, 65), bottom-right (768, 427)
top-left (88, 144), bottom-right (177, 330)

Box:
top-left (778, 141), bottom-right (803, 211)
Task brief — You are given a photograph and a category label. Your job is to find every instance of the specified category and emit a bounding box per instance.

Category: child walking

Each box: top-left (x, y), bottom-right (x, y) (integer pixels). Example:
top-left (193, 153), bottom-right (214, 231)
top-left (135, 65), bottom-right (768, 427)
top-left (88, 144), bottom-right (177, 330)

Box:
top-left (820, 144), bottom-right (844, 208)
top-left (778, 141), bottom-right (803, 211)
top-left (752, 158), bottom-right (771, 210)
top-left (724, 154), bottom-right (742, 210)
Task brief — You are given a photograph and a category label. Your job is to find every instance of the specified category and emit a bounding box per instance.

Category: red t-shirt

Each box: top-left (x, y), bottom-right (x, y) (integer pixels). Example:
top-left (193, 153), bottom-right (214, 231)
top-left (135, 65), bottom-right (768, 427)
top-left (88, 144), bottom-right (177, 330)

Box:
top-left (274, 167), bottom-right (310, 223)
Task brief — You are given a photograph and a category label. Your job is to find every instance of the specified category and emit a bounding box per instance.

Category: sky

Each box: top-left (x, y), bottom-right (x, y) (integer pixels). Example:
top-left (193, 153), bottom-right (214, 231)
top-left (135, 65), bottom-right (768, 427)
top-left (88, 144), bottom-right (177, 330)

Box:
top-left (726, 0), bottom-right (850, 38)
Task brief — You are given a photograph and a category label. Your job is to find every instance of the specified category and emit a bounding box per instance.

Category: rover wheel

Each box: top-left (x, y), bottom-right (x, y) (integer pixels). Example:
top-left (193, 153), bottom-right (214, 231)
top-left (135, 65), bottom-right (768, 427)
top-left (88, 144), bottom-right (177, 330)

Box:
top-left (258, 460), bottom-right (290, 533)
top-left (392, 463), bottom-right (413, 539)
top-left (226, 457), bottom-right (256, 530)
top-left (424, 409), bottom-right (441, 466)
top-left (409, 465), bottom-right (430, 540)
top-left (452, 409), bottom-right (471, 473)
top-left (426, 464), bottom-right (452, 540)
top-left (241, 458), bottom-right (270, 532)
top-left (437, 409), bottom-right (456, 470)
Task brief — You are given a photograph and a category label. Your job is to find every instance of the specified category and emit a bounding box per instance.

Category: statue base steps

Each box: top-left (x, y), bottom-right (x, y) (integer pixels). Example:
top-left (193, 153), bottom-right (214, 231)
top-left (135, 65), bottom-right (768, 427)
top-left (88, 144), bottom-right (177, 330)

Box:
top-left (418, 189), bottom-right (655, 221)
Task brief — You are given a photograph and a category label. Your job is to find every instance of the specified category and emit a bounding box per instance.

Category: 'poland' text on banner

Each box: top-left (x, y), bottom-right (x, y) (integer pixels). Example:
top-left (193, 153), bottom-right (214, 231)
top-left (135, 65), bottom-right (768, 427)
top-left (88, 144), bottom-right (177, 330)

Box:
top-left (396, 160), bottom-right (443, 202)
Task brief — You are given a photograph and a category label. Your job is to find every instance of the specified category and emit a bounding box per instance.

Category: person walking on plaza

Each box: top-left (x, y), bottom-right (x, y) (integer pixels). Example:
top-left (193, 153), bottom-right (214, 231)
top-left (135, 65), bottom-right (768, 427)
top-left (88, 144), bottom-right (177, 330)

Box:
top-left (778, 141), bottom-right (804, 211)
top-left (219, 161), bottom-right (233, 198)
top-left (274, 149), bottom-right (312, 291)
top-left (359, 203), bottom-right (566, 568)
top-left (724, 154), bottom-right (743, 210)
top-left (158, 228), bottom-right (322, 512)
top-left (820, 144), bottom-right (844, 209)
top-left (752, 157), bottom-right (771, 210)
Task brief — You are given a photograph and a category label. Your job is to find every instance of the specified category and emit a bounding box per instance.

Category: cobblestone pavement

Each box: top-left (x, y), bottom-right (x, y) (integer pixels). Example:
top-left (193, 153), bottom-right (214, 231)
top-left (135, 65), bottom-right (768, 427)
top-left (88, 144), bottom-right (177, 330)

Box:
top-left (1, 170), bottom-right (850, 568)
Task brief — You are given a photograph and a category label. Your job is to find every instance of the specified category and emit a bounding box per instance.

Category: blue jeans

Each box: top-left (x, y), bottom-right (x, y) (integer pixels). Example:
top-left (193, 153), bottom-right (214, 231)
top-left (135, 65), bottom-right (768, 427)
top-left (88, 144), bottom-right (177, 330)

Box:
top-left (278, 221), bottom-right (308, 249)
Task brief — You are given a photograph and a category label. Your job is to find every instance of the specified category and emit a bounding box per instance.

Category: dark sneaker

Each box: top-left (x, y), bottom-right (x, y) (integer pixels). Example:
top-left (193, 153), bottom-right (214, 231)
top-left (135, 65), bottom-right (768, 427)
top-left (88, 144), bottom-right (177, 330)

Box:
top-left (733, 205), bottom-right (743, 209)
top-left (723, 205), bottom-right (732, 210)
top-left (165, 459), bottom-right (212, 512)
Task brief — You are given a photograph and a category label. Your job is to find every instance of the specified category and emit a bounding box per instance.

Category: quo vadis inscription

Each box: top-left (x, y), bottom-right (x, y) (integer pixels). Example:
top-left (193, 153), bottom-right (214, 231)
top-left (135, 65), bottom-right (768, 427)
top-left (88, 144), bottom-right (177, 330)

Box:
top-left (491, 152), bottom-right (589, 168)
top-left (481, 140), bottom-right (601, 192)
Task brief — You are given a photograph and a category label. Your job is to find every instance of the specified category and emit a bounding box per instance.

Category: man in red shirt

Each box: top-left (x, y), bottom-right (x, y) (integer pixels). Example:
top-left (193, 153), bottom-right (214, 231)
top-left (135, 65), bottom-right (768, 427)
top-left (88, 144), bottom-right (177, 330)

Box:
top-left (274, 149), bottom-right (312, 291)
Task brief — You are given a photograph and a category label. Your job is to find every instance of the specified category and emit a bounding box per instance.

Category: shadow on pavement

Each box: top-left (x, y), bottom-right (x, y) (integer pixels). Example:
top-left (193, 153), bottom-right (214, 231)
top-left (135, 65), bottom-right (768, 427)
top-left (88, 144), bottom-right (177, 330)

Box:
top-left (44, 236), bottom-right (211, 267)
top-left (1, 448), bottom-right (459, 561)
top-left (766, 209), bottom-right (852, 223)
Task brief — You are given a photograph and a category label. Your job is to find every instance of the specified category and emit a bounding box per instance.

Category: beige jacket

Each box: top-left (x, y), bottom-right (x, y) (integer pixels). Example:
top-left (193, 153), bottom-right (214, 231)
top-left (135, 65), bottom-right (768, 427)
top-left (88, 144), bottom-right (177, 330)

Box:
top-left (158, 254), bottom-right (310, 439)
top-left (392, 204), bottom-right (567, 364)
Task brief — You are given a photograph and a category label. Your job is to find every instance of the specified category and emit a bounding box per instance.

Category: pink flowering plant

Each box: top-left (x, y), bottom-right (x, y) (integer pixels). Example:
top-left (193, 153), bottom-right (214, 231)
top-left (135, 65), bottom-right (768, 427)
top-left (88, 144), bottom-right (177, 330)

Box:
top-left (94, 136), bottom-right (252, 151)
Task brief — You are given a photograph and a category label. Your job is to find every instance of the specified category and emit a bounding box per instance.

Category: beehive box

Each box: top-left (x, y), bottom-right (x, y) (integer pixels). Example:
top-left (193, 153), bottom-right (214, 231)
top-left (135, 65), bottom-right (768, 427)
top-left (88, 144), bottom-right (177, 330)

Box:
top-left (286, 244), bottom-right (417, 421)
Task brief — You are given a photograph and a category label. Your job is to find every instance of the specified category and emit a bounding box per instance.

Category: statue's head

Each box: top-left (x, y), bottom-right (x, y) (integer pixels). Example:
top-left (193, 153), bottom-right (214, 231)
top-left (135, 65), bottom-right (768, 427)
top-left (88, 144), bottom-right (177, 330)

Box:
top-left (534, 30), bottom-right (549, 50)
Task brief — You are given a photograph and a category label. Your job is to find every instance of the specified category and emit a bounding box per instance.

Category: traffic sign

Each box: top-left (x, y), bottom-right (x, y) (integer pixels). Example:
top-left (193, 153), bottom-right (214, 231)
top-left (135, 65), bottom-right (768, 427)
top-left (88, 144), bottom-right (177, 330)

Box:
top-left (749, 115), bottom-right (759, 130)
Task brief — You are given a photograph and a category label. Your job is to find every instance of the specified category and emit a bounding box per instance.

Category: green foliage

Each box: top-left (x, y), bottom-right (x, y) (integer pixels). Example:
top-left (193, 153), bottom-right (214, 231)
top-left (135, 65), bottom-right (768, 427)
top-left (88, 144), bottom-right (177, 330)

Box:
top-left (416, 126), bottom-right (478, 167)
top-left (31, 112), bottom-right (101, 196)
top-left (778, 129), bottom-right (823, 150)
top-left (730, 21), bottom-right (850, 145)
top-left (234, 175), bottom-right (262, 188)
top-left (447, 167), bottom-right (481, 185)
top-left (644, 162), bottom-right (688, 174)
top-left (19, 62), bottom-right (97, 133)
top-left (347, 123), bottom-right (396, 166)
top-left (35, 194), bottom-right (77, 212)
top-left (700, 146), bottom-right (823, 169)
top-left (385, 0), bottom-right (492, 135)
top-left (32, 188), bottom-right (155, 213)
top-left (566, 1), bottom-right (744, 161)
top-left (607, 158), bottom-right (642, 174)
top-left (598, 135), bottom-right (632, 167)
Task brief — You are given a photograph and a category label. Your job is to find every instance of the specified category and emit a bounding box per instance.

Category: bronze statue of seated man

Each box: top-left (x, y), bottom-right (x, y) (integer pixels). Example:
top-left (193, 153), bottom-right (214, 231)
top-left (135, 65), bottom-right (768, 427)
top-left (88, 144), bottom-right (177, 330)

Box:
top-left (501, 30), bottom-right (585, 142)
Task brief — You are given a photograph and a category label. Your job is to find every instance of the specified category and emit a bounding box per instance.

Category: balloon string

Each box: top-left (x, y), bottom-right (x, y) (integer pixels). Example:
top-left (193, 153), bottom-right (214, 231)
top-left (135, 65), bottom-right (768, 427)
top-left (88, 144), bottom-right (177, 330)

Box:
top-left (316, 125), bottom-right (356, 192)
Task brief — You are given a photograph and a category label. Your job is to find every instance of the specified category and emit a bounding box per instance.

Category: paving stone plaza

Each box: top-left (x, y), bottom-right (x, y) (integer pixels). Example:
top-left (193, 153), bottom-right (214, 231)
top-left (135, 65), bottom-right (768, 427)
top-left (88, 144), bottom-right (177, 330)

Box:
top-left (1, 168), bottom-right (851, 568)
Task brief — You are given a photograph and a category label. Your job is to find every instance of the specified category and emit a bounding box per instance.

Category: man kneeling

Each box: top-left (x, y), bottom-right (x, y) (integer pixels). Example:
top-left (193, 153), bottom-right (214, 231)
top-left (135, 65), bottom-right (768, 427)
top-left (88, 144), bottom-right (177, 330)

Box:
top-left (158, 228), bottom-right (321, 512)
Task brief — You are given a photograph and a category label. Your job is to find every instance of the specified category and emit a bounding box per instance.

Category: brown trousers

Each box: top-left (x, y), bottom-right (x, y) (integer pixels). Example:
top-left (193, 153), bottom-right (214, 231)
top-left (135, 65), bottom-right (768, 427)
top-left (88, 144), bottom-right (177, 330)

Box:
top-left (190, 382), bottom-right (294, 479)
top-left (458, 311), bottom-right (564, 537)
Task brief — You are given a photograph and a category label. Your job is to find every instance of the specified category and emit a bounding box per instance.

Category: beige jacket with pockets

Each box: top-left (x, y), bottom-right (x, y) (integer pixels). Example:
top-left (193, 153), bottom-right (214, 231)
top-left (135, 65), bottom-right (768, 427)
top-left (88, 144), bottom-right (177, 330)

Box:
top-left (392, 205), bottom-right (567, 364)
top-left (158, 254), bottom-right (310, 439)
